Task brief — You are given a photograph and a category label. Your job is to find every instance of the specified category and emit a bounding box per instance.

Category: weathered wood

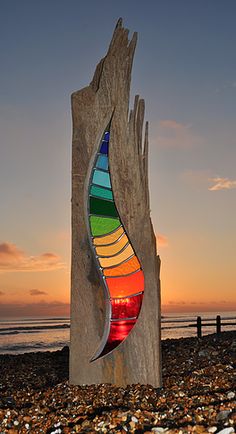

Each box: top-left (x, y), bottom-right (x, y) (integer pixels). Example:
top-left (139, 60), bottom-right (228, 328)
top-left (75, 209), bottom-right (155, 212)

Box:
top-left (70, 18), bottom-right (162, 386)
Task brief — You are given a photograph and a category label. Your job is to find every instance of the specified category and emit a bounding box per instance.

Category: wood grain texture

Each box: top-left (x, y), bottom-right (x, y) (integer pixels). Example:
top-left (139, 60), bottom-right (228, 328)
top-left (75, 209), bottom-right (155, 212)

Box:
top-left (70, 18), bottom-right (162, 386)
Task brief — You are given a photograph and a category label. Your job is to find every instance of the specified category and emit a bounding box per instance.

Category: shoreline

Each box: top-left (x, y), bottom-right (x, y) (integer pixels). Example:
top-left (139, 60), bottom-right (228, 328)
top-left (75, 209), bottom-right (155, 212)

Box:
top-left (0, 331), bottom-right (235, 433)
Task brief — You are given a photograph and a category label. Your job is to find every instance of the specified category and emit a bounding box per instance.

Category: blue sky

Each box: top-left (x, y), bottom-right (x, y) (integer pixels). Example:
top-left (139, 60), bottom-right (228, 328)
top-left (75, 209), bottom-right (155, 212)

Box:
top-left (0, 0), bottom-right (235, 314)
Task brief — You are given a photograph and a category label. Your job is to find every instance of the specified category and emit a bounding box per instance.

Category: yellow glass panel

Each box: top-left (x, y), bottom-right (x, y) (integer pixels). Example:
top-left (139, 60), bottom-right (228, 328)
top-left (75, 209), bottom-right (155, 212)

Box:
top-left (93, 226), bottom-right (124, 246)
top-left (99, 244), bottom-right (134, 268)
top-left (96, 234), bottom-right (128, 257)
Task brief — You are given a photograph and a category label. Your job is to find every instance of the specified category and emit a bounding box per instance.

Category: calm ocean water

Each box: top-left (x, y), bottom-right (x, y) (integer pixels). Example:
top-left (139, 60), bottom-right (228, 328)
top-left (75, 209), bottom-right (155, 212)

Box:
top-left (0, 311), bottom-right (235, 354)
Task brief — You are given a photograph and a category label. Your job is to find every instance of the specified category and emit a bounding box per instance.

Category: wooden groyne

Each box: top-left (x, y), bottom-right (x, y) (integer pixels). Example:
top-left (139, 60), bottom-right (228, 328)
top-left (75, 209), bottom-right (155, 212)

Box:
top-left (161, 315), bottom-right (236, 338)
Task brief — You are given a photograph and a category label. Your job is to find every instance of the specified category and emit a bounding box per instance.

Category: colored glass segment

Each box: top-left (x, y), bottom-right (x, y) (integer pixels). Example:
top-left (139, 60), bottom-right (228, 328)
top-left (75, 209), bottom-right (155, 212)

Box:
top-left (93, 226), bottom-right (124, 246)
top-left (92, 169), bottom-right (111, 189)
top-left (106, 270), bottom-right (144, 298)
top-left (111, 293), bottom-right (143, 320)
top-left (104, 132), bottom-right (110, 141)
top-left (97, 320), bottom-right (136, 359)
top-left (100, 141), bottom-right (108, 154)
top-left (95, 234), bottom-right (128, 257)
top-left (89, 197), bottom-right (118, 218)
top-left (90, 185), bottom-right (113, 201)
top-left (96, 155), bottom-right (109, 171)
top-left (89, 216), bottom-right (120, 236)
top-left (99, 244), bottom-right (134, 268)
top-left (103, 255), bottom-right (140, 277)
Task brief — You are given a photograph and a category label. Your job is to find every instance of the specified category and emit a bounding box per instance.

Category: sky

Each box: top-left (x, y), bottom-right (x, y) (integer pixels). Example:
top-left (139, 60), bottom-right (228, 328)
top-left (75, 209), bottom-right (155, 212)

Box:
top-left (0, 0), bottom-right (236, 317)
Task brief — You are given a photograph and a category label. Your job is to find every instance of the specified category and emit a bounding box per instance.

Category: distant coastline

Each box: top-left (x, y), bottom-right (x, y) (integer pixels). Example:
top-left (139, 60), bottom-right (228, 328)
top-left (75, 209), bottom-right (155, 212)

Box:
top-left (0, 311), bottom-right (235, 355)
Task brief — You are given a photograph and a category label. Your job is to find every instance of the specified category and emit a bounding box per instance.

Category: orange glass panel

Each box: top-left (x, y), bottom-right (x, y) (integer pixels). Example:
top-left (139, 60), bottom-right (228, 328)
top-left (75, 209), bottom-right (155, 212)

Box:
top-left (106, 270), bottom-right (144, 297)
top-left (93, 226), bottom-right (124, 246)
top-left (104, 256), bottom-right (140, 277)
top-left (96, 234), bottom-right (128, 257)
top-left (99, 244), bottom-right (134, 268)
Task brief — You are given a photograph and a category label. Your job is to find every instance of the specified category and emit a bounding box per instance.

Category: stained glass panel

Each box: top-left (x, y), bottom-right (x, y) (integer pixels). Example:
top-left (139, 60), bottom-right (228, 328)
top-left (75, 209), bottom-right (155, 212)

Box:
top-left (89, 196), bottom-right (118, 218)
top-left (100, 141), bottom-right (108, 154)
top-left (96, 155), bottom-right (109, 171)
top-left (97, 320), bottom-right (136, 358)
top-left (106, 270), bottom-right (144, 297)
top-left (93, 226), bottom-right (124, 246)
top-left (92, 170), bottom-right (111, 189)
top-left (87, 124), bottom-right (145, 360)
top-left (111, 293), bottom-right (143, 319)
top-left (90, 185), bottom-right (113, 201)
top-left (90, 215), bottom-right (120, 236)
top-left (96, 234), bottom-right (128, 256)
top-left (99, 244), bottom-right (134, 268)
top-left (103, 256), bottom-right (140, 277)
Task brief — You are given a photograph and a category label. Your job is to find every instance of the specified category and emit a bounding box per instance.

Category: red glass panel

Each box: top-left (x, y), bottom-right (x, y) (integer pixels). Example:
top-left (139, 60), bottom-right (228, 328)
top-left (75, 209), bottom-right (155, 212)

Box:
top-left (98, 319), bottom-right (136, 358)
top-left (105, 270), bottom-right (144, 297)
top-left (111, 293), bottom-right (143, 319)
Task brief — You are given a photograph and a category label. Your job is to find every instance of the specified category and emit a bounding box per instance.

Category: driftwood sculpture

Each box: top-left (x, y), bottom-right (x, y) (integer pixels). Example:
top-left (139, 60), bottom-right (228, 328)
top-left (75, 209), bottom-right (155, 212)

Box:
top-left (70, 19), bottom-right (161, 387)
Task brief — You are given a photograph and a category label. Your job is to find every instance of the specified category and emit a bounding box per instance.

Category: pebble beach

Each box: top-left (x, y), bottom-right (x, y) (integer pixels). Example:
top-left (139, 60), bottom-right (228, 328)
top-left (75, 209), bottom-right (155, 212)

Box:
top-left (0, 331), bottom-right (235, 433)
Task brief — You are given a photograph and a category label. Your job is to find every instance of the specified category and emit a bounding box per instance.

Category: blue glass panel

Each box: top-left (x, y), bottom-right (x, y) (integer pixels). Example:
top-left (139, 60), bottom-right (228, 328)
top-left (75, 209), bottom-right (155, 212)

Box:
top-left (92, 169), bottom-right (111, 189)
top-left (104, 132), bottom-right (110, 141)
top-left (100, 141), bottom-right (108, 154)
top-left (96, 155), bottom-right (109, 171)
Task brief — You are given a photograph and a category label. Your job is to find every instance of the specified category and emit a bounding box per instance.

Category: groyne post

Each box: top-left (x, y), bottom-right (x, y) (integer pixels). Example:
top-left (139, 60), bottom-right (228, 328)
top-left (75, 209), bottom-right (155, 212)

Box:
top-left (216, 315), bottom-right (221, 335)
top-left (197, 316), bottom-right (202, 338)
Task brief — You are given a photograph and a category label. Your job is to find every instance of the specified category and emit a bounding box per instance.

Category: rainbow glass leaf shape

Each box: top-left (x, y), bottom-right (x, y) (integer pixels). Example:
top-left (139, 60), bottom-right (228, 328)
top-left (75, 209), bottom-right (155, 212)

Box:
top-left (87, 125), bottom-right (144, 361)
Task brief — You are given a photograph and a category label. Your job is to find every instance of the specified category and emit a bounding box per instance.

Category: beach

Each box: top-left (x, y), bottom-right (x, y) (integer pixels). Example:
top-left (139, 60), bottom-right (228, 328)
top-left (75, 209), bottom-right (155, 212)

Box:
top-left (0, 331), bottom-right (235, 433)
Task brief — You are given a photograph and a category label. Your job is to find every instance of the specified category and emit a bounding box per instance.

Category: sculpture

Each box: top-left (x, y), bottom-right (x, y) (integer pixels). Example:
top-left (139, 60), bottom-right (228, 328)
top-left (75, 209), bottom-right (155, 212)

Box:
top-left (70, 18), bottom-right (161, 387)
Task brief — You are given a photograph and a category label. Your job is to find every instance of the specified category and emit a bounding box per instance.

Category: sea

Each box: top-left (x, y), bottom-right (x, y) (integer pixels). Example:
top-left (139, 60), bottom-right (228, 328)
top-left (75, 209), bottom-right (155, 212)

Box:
top-left (0, 311), bottom-right (235, 355)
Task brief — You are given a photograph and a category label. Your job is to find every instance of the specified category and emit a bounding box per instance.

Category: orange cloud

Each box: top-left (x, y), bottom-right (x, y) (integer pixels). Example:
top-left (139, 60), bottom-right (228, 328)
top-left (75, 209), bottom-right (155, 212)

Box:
top-left (208, 177), bottom-right (236, 191)
top-left (0, 290), bottom-right (4, 296)
top-left (0, 242), bottom-right (65, 273)
top-left (29, 289), bottom-right (48, 296)
top-left (156, 233), bottom-right (168, 248)
top-left (155, 119), bottom-right (203, 149)
top-left (162, 300), bottom-right (236, 313)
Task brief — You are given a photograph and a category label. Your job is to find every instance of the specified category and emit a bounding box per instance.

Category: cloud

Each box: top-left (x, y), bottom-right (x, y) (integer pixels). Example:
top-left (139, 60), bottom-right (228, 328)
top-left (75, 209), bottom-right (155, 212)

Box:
top-left (162, 300), bottom-right (236, 313)
top-left (156, 233), bottom-right (168, 248)
top-left (0, 290), bottom-right (4, 296)
top-left (208, 177), bottom-right (236, 191)
top-left (29, 289), bottom-right (48, 296)
top-left (215, 81), bottom-right (236, 94)
top-left (0, 242), bottom-right (65, 273)
top-left (154, 119), bottom-right (203, 149)
top-left (0, 300), bottom-right (70, 318)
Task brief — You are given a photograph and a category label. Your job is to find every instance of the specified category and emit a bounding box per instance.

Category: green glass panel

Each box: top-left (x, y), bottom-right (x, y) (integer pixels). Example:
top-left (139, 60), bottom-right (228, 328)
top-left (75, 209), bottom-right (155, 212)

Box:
top-left (90, 197), bottom-right (118, 218)
top-left (90, 185), bottom-right (113, 201)
top-left (90, 216), bottom-right (120, 236)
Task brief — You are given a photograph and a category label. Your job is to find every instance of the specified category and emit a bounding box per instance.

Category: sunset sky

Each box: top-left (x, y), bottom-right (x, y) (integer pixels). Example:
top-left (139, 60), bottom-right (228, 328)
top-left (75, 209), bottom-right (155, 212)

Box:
top-left (1, 0), bottom-right (236, 317)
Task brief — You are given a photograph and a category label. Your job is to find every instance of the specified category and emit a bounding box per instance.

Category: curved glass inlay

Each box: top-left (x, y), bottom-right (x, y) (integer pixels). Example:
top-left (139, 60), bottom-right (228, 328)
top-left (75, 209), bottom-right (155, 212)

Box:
top-left (92, 169), bottom-right (111, 189)
top-left (95, 234), bottom-right (128, 257)
top-left (90, 185), bottom-right (114, 201)
top-left (111, 293), bottom-right (143, 320)
top-left (98, 244), bottom-right (134, 268)
top-left (87, 124), bottom-right (145, 361)
top-left (103, 256), bottom-right (140, 277)
top-left (96, 155), bottom-right (109, 171)
top-left (106, 270), bottom-right (144, 298)
top-left (93, 226), bottom-right (124, 246)
top-left (89, 215), bottom-right (120, 237)
top-left (89, 197), bottom-right (118, 218)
